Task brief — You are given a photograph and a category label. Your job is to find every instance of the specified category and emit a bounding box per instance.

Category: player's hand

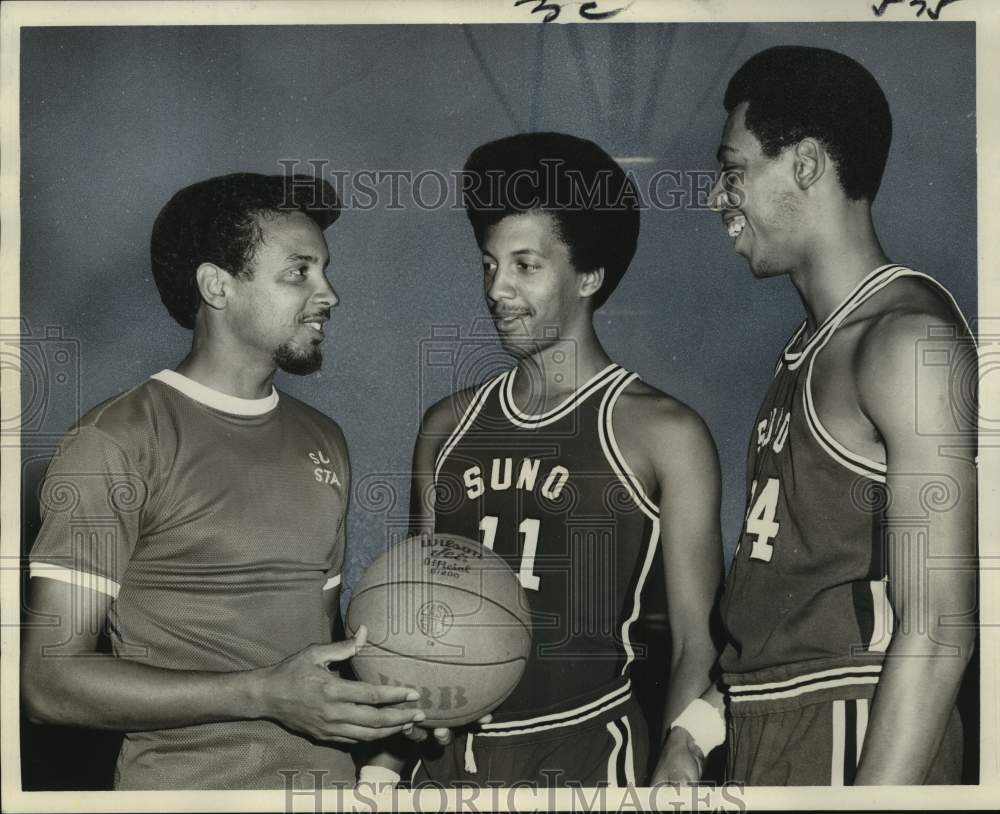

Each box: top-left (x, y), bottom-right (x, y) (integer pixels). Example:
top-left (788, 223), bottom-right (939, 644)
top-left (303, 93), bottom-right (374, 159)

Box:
top-left (254, 626), bottom-right (426, 744)
top-left (650, 726), bottom-right (704, 785)
top-left (408, 714), bottom-right (493, 746)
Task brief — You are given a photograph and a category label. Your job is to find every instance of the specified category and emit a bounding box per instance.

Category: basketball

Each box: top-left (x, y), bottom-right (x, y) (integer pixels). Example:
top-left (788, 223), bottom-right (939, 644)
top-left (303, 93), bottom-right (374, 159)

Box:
top-left (346, 533), bottom-right (532, 727)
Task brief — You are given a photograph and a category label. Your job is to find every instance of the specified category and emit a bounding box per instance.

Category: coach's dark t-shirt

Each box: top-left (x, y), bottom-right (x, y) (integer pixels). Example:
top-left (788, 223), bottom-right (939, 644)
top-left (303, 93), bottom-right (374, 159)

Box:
top-left (30, 371), bottom-right (353, 789)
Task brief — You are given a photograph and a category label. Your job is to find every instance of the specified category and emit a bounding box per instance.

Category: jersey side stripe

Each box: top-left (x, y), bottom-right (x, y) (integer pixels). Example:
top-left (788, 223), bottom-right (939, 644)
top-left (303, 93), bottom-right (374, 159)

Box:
top-left (433, 375), bottom-right (505, 481)
top-left (598, 371), bottom-right (659, 520)
top-left (868, 578), bottom-right (894, 653)
top-left (621, 715), bottom-right (636, 785)
top-left (605, 720), bottom-right (625, 787)
top-left (596, 370), bottom-right (661, 676)
top-left (619, 520), bottom-right (660, 676)
top-left (856, 699), bottom-right (870, 765)
top-left (500, 362), bottom-right (623, 428)
top-left (831, 699), bottom-right (846, 786)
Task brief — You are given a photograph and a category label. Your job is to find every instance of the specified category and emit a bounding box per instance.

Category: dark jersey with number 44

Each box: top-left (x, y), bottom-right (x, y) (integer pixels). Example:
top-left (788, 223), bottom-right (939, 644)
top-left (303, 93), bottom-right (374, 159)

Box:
top-left (433, 363), bottom-right (660, 723)
top-left (719, 265), bottom-right (971, 713)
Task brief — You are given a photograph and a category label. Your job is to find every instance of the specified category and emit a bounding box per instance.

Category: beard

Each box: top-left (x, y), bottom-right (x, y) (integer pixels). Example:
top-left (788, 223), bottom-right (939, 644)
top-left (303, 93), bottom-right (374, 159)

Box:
top-left (273, 340), bottom-right (323, 375)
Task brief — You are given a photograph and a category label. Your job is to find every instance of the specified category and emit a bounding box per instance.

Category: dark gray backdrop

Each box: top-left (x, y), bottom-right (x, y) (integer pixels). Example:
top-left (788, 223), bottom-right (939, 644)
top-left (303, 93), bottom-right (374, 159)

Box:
top-left (19, 21), bottom-right (976, 598)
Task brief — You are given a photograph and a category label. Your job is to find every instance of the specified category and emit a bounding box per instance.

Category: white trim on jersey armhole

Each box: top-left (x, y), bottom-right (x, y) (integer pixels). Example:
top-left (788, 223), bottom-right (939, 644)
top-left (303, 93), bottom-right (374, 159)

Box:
top-left (29, 563), bottom-right (120, 599)
top-left (432, 375), bottom-right (506, 483)
top-left (901, 268), bottom-right (977, 347)
top-left (802, 360), bottom-right (887, 483)
top-left (798, 265), bottom-right (905, 480)
top-left (595, 369), bottom-right (663, 677)
top-left (597, 371), bottom-right (659, 520)
top-left (800, 265), bottom-right (974, 484)
top-left (322, 574), bottom-right (342, 591)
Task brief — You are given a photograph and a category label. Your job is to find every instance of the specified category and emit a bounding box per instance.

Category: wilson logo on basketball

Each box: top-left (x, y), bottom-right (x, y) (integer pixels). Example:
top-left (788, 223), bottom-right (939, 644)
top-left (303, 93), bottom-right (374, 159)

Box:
top-left (417, 601), bottom-right (454, 639)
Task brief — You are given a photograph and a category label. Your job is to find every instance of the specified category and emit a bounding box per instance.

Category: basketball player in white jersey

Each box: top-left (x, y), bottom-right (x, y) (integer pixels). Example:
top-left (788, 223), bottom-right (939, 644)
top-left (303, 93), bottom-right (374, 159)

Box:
top-left (366, 133), bottom-right (723, 788)
top-left (666, 46), bottom-right (977, 785)
top-left (21, 173), bottom-right (427, 789)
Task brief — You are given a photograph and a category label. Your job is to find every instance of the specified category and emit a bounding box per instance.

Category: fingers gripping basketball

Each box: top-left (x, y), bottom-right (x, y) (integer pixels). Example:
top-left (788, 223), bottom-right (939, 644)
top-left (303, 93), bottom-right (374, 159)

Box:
top-left (346, 534), bottom-right (533, 727)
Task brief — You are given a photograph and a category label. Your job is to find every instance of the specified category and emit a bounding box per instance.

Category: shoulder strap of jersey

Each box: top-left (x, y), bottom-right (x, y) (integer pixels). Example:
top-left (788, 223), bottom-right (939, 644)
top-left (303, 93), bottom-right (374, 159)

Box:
top-left (597, 370), bottom-right (660, 521)
top-left (775, 322), bottom-right (808, 376)
top-left (801, 265), bottom-right (973, 482)
top-left (786, 264), bottom-right (909, 371)
top-left (433, 373), bottom-right (507, 481)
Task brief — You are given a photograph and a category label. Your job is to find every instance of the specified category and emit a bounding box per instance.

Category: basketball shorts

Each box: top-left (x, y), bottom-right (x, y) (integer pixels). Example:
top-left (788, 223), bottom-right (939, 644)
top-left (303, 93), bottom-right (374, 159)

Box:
top-left (411, 683), bottom-right (648, 788)
top-left (727, 695), bottom-right (963, 786)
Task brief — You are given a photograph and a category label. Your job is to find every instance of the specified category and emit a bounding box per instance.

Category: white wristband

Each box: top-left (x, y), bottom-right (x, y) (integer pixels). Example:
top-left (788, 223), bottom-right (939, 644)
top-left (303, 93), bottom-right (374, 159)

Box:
top-left (669, 698), bottom-right (726, 757)
top-left (358, 765), bottom-right (401, 786)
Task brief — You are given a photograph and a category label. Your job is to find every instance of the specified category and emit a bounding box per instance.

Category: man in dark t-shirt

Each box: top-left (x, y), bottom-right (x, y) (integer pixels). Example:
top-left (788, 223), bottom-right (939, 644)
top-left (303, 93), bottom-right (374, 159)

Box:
top-left (22, 173), bottom-right (425, 789)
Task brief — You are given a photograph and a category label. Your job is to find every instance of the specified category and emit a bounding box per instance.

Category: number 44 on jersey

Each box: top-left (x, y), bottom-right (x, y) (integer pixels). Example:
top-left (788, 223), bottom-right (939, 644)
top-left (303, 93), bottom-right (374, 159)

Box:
top-left (744, 478), bottom-right (781, 562)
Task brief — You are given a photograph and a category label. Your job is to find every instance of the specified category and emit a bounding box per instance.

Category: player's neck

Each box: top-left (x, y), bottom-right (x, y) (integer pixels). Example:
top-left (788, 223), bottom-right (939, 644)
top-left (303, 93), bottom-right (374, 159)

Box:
top-left (790, 207), bottom-right (888, 331)
top-left (175, 339), bottom-right (277, 400)
top-left (511, 331), bottom-right (611, 410)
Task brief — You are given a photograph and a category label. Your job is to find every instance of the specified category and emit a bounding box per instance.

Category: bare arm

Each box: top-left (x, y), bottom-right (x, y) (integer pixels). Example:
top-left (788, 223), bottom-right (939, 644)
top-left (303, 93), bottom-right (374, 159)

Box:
top-left (657, 411), bottom-right (723, 729)
top-left (21, 578), bottom-right (425, 744)
top-left (617, 400), bottom-right (723, 783)
top-left (852, 313), bottom-right (977, 784)
top-left (407, 390), bottom-right (470, 537)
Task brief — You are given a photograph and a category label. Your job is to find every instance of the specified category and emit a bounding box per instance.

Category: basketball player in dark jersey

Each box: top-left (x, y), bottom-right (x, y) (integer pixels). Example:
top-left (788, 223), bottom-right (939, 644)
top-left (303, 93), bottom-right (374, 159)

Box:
top-left (365, 133), bottom-right (723, 788)
top-left (21, 174), bottom-right (426, 789)
top-left (666, 46), bottom-right (977, 786)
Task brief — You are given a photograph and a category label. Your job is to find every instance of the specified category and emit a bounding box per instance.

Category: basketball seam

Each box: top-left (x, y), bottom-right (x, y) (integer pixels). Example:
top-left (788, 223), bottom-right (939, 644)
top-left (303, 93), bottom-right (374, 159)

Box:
top-left (356, 640), bottom-right (529, 669)
top-left (348, 580), bottom-right (532, 629)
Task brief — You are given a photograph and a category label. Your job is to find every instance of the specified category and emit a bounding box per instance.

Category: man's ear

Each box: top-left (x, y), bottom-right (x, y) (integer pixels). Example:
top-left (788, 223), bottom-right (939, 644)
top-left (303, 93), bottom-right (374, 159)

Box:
top-left (793, 138), bottom-right (826, 191)
top-left (194, 263), bottom-right (232, 313)
top-left (580, 267), bottom-right (605, 300)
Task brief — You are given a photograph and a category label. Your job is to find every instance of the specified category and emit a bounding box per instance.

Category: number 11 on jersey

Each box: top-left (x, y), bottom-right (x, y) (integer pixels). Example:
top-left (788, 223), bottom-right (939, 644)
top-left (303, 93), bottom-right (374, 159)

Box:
top-left (479, 515), bottom-right (541, 591)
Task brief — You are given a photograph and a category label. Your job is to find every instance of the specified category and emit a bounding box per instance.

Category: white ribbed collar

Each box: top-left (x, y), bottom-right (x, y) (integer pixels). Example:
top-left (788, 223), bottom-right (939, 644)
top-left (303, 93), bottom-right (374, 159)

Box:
top-left (150, 369), bottom-right (279, 416)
